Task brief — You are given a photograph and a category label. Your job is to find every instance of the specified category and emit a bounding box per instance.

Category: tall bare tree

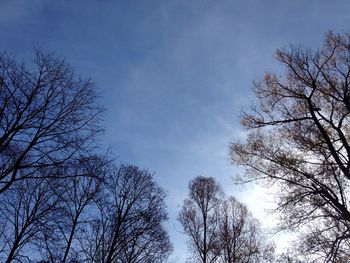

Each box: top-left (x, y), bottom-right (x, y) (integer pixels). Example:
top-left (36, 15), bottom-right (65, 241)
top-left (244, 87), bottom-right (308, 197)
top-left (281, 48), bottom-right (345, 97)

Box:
top-left (0, 51), bottom-right (103, 194)
top-left (79, 164), bottom-right (172, 263)
top-left (179, 177), bottom-right (274, 263)
top-left (217, 197), bottom-right (274, 263)
top-left (0, 175), bottom-right (63, 263)
top-left (0, 51), bottom-right (173, 263)
top-left (230, 32), bottom-right (350, 261)
top-left (37, 155), bottom-right (107, 263)
top-left (179, 176), bottom-right (223, 263)
top-left (0, 155), bottom-right (107, 263)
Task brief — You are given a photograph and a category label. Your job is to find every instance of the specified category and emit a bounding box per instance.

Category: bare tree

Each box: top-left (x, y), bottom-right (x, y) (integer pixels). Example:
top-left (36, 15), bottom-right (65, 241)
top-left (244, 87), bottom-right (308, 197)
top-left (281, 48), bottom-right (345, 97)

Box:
top-left (0, 51), bottom-right (172, 262)
top-left (217, 197), bottom-right (274, 263)
top-left (179, 176), bottom-right (274, 263)
top-left (0, 175), bottom-right (63, 263)
top-left (0, 155), bottom-right (106, 263)
top-left (178, 176), bottom-right (223, 263)
top-left (79, 164), bottom-right (172, 263)
top-left (230, 32), bottom-right (350, 261)
top-left (0, 51), bottom-right (103, 194)
top-left (37, 155), bottom-right (107, 263)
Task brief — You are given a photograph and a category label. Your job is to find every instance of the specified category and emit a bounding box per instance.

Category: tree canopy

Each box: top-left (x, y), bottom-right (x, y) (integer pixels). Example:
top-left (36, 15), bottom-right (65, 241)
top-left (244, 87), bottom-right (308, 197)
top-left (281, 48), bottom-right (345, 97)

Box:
top-left (179, 176), bottom-right (274, 263)
top-left (231, 32), bottom-right (350, 262)
top-left (0, 51), bottom-right (104, 194)
top-left (0, 51), bottom-right (172, 263)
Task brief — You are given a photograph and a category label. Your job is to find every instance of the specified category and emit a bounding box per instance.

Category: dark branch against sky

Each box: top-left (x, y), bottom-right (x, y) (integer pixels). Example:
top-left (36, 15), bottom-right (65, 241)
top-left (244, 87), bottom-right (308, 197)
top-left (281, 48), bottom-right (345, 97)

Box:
top-left (1, 0), bottom-right (350, 260)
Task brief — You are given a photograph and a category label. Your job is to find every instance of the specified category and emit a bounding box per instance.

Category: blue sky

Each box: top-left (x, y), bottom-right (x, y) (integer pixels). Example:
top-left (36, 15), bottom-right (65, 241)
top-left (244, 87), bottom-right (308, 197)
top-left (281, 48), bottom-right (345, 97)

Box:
top-left (2, 0), bottom-right (350, 260)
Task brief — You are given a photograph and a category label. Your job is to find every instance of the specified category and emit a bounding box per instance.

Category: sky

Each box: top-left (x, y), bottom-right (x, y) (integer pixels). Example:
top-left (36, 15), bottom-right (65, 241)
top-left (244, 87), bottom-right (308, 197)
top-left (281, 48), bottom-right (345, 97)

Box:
top-left (1, 0), bottom-right (350, 260)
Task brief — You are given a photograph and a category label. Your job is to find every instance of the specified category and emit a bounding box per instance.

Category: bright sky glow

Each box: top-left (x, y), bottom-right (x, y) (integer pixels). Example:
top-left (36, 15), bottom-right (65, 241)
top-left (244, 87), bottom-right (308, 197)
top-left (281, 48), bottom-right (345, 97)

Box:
top-left (2, 1), bottom-right (350, 260)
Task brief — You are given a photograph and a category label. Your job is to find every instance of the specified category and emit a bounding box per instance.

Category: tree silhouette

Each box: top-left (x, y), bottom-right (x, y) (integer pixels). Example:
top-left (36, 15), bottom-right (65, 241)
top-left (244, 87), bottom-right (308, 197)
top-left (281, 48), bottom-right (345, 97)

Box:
top-left (80, 164), bottom-right (172, 263)
top-left (217, 197), bottom-right (274, 263)
top-left (37, 155), bottom-right (107, 263)
top-left (0, 51), bottom-right (103, 194)
top-left (0, 51), bottom-right (172, 263)
top-left (179, 176), bottom-right (223, 263)
top-left (0, 176), bottom-right (63, 262)
top-left (179, 176), bottom-right (273, 263)
top-left (231, 32), bottom-right (350, 261)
